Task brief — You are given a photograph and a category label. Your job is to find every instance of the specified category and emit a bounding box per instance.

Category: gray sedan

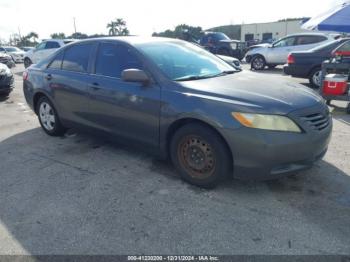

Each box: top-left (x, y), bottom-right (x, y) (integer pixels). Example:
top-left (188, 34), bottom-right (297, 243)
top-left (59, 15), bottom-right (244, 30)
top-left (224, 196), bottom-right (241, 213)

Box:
top-left (23, 37), bottom-right (332, 188)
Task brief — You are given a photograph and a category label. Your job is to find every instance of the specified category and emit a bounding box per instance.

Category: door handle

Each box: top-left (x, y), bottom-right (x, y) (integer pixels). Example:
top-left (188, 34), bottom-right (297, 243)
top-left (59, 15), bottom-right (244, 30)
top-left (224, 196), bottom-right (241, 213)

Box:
top-left (89, 83), bottom-right (101, 90)
top-left (45, 74), bottom-right (52, 81)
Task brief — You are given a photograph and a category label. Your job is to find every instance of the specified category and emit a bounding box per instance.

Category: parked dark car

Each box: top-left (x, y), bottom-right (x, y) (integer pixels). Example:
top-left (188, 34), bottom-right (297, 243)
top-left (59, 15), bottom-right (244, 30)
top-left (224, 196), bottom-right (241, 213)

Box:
top-left (0, 63), bottom-right (14, 96)
top-left (0, 52), bottom-right (15, 68)
top-left (200, 32), bottom-right (245, 60)
top-left (23, 37), bottom-right (332, 188)
top-left (283, 38), bottom-right (350, 87)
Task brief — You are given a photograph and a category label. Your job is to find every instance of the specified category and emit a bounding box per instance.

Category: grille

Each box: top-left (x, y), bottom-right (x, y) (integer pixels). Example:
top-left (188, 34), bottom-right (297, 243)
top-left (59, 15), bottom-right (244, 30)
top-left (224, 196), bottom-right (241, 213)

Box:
top-left (301, 113), bottom-right (330, 131)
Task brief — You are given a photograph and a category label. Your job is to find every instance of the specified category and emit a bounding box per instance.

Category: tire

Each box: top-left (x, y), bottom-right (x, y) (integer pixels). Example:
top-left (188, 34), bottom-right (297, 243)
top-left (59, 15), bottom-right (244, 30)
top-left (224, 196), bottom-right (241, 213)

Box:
top-left (309, 67), bottom-right (322, 88)
top-left (251, 55), bottom-right (266, 70)
top-left (36, 96), bottom-right (66, 136)
top-left (24, 58), bottom-right (32, 69)
top-left (170, 123), bottom-right (232, 189)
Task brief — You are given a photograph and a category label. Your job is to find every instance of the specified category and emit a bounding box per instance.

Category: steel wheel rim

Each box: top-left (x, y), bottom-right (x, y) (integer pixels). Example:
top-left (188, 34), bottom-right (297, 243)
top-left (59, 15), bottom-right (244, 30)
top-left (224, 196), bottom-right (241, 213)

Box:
top-left (313, 70), bottom-right (321, 87)
top-left (177, 135), bottom-right (216, 179)
top-left (253, 57), bottom-right (264, 69)
top-left (39, 102), bottom-right (55, 131)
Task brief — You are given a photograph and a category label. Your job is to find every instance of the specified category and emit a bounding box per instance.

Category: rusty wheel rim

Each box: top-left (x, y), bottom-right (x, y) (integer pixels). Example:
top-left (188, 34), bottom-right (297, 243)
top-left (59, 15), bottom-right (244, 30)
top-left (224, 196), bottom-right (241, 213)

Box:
top-left (177, 135), bottom-right (216, 179)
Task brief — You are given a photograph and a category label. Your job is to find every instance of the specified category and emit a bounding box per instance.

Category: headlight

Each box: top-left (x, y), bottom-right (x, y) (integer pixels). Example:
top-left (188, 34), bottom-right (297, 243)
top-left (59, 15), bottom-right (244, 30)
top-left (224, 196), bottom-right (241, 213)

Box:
top-left (232, 112), bottom-right (301, 133)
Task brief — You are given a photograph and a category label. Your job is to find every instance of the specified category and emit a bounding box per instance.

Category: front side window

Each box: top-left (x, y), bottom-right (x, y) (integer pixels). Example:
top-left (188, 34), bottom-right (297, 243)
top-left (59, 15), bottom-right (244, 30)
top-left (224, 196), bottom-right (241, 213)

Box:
top-left (48, 52), bottom-right (64, 69)
top-left (95, 43), bottom-right (143, 78)
top-left (62, 43), bottom-right (93, 73)
top-left (45, 41), bottom-right (60, 49)
top-left (137, 41), bottom-right (234, 81)
top-left (273, 37), bottom-right (295, 48)
top-left (36, 42), bottom-right (46, 50)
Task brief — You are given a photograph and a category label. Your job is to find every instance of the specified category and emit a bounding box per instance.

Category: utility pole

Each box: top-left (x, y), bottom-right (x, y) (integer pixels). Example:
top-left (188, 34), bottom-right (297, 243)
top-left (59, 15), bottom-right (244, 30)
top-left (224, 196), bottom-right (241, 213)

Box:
top-left (18, 27), bottom-right (22, 40)
top-left (73, 17), bottom-right (77, 35)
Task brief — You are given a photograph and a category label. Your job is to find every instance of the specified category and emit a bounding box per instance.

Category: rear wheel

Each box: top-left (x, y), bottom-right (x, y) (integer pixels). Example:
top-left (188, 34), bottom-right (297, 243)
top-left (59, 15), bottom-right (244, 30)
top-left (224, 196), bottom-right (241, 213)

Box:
top-left (309, 68), bottom-right (322, 88)
top-left (170, 123), bottom-right (231, 188)
top-left (251, 55), bottom-right (266, 70)
top-left (36, 96), bottom-right (66, 136)
top-left (24, 58), bottom-right (32, 68)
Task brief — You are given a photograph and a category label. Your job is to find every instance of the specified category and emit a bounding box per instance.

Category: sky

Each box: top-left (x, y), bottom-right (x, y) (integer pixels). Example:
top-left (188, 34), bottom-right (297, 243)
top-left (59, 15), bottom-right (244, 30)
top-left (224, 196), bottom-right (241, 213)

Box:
top-left (0, 0), bottom-right (347, 41)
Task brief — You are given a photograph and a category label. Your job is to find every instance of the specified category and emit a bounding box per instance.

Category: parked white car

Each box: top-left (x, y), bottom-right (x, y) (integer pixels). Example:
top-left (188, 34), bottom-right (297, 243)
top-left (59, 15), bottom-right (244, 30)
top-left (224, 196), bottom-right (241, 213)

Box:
top-left (24, 39), bottom-right (74, 68)
top-left (0, 46), bottom-right (26, 63)
top-left (245, 33), bottom-right (336, 70)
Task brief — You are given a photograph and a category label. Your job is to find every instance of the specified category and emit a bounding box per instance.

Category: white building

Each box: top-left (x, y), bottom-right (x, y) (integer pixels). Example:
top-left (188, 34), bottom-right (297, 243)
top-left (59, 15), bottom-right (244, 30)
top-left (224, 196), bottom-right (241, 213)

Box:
top-left (241, 20), bottom-right (308, 43)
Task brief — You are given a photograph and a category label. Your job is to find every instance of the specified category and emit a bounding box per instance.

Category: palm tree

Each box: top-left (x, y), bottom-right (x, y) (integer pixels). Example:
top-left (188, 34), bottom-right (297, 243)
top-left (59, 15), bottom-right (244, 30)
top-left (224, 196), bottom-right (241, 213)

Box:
top-left (107, 18), bottom-right (129, 36)
top-left (27, 32), bottom-right (39, 43)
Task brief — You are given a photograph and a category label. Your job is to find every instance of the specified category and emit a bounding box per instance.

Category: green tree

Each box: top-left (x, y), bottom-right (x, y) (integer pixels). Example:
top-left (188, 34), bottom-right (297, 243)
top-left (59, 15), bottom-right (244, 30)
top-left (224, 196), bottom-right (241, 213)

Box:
top-left (51, 33), bottom-right (66, 39)
top-left (107, 18), bottom-right (129, 36)
top-left (68, 32), bottom-right (88, 39)
top-left (26, 32), bottom-right (39, 43)
top-left (153, 24), bottom-right (203, 42)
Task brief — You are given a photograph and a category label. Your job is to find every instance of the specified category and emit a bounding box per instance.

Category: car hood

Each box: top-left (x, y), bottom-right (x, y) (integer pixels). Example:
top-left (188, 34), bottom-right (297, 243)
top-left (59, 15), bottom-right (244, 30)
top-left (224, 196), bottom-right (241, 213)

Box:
top-left (178, 71), bottom-right (323, 115)
top-left (11, 51), bottom-right (25, 55)
top-left (0, 52), bottom-right (9, 57)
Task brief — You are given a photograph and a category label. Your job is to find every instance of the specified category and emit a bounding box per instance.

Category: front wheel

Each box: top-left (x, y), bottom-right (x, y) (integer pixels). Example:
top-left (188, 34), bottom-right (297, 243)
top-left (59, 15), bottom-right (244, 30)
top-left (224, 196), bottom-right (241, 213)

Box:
top-left (170, 123), bottom-right (232, 189)
top-left (251, 55), bottom-right (266, 70)
top-left (36, 96), bottom-right (66, 136)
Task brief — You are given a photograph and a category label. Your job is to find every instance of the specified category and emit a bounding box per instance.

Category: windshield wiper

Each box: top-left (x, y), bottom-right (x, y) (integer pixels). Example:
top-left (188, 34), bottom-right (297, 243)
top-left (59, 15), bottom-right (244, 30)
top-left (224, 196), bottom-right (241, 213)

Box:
top-left (174, 75), bottom-right (214, 81)
top-left (174, 70), bottom-right (236, 82)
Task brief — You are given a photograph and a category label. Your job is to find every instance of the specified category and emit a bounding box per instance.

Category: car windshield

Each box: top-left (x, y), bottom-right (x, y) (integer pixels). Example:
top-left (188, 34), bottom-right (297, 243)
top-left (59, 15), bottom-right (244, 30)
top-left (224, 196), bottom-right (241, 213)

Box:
top-left (213, 33), bottom-right (230, 41)
top-left (136, 41), bottom-right (235, 81)
top-left (5, 47), bottom-right (21, 52)
top-left (309, 40), bottom-right (343, 52)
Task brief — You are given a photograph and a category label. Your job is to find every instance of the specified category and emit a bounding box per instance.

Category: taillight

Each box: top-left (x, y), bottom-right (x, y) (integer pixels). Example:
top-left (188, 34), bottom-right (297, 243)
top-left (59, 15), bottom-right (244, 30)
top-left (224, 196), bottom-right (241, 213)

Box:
top-left (23, 71), bottom-right (29, 81)
top-left (287, 54), bottom-right (295, 64)
top-left (334, 51), bottom-right (350, 57)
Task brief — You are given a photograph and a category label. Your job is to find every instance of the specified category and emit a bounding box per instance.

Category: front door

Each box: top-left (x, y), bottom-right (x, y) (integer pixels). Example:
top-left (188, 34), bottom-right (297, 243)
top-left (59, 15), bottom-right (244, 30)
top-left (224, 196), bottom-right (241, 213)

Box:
top-left (266, 36), bottom-right (297, 64)
top-left (87, 42), bottom-right (161, 147)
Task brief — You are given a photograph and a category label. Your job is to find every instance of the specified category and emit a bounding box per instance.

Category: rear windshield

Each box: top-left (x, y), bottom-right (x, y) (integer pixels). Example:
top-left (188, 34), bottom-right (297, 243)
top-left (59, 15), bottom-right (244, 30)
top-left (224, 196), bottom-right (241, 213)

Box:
top-left (310, 39), bottom-right (347, 52)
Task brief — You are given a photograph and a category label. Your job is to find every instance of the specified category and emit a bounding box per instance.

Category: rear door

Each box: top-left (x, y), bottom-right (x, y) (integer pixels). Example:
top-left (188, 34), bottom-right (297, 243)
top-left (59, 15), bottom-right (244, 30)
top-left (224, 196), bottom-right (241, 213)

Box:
top-left (87, 41), bottom-right (161, 147)
top-left (45, 42), bottom-right (95, 125)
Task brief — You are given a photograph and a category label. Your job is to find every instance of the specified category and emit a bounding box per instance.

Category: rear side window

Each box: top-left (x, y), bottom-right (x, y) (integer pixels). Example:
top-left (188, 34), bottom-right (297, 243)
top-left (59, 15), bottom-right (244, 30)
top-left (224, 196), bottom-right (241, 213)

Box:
top-left (48, 52), bottom-right (64, 69)
top-left (296, 35), bottom-right (327, 45)
top-left (62, 43), bottom-right (93, 73)
top-left (45, 41), bottom-right (60, 49)
top-left (95, 43), bottom-right (142, 78)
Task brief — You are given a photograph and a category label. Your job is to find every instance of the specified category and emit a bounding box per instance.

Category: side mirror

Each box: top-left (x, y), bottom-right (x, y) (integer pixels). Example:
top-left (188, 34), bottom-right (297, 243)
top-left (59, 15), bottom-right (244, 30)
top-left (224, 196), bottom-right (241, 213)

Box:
top-left (122, 69), bottom-right (150, 84)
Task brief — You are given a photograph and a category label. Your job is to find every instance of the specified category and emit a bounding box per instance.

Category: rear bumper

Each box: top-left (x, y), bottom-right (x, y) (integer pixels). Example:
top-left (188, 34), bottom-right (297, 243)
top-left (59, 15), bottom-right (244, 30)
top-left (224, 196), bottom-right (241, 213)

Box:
top-left (220, 119), bottom-right (332, 180)
top-left (283, 64), bottom-right (309, 78)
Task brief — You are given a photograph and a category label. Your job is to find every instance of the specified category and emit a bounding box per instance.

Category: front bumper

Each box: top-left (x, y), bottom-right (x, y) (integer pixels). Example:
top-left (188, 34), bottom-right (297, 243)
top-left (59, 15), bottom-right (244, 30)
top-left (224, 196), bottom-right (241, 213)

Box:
top-left (221, 107), bottom-right (332, 180)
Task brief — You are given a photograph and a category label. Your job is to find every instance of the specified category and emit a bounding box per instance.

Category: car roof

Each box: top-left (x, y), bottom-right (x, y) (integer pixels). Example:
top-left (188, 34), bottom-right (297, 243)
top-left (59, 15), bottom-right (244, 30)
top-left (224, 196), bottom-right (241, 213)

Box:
top-left (285, 33), bottom-right (330, 37)
top-left (70, 36), bottom-right (184, 45)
